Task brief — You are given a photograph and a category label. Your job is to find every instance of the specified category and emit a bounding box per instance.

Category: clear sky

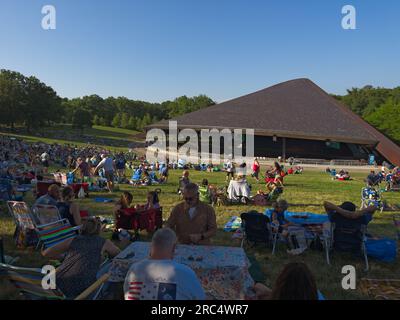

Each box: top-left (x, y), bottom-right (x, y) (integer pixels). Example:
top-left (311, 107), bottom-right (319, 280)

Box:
top-left (1, 0), bottom-right (399, 103)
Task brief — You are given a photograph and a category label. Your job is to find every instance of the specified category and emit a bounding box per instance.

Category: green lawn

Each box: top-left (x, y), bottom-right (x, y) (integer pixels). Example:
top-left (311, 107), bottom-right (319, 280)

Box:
top-left (0, 124), bottom-right (141, 151)
top-left (1, 167), bottom-right (400, 300)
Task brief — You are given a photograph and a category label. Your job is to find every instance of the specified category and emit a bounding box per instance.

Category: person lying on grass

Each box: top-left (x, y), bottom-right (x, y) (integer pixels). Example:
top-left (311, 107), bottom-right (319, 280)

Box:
top-left (253, 262), bottom-right (324, 300)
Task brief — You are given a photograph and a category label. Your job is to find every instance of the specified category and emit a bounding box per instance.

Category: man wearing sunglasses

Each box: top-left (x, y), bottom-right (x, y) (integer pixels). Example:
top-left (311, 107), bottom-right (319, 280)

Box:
top-left (166, 183), bottom-right (217, 245)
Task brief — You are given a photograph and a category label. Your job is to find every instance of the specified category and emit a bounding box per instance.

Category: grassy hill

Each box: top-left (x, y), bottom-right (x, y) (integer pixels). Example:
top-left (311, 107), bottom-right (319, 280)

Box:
top-left (0, 124), bottom-right (142, 151)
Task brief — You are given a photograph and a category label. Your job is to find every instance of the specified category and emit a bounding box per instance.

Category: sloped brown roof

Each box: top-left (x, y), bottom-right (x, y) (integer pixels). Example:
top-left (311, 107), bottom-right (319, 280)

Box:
top-left (147, 78), bottom-right (400, 165)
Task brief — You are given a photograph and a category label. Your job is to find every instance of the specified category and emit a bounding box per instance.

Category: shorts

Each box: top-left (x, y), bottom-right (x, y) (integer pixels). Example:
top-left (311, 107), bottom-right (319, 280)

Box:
top-left (104, 170), bottom-right (114, 182)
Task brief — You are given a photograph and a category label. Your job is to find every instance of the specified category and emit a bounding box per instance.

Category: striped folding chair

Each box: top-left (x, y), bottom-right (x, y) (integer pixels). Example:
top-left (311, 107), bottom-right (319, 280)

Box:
top-left (0, 263), bottom-right (65, 300)
top-left (36, 219), bottom-right (80, 249)
top-left (31, 204), bottom-right (62, 225)
top-left (0, 263), bottom-right (110, 300)
top-left (7, 201), bottom-right (39, 248)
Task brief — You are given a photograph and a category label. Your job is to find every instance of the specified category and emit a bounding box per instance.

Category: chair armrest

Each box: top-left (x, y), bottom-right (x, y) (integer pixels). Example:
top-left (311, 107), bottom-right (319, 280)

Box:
top-left (74, 273), bottom-right (110, 300)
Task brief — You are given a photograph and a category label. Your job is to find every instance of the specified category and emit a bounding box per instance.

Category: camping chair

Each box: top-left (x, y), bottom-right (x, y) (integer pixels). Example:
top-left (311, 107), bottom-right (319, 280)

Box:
top-left (36, 219), bottom-right (80, 250)
top-left (240, 211), bottom-right (272, 248)
top-left (31, 204), bottom-right (62, 225)
top-left (7, 201), bottom-right (39, 248)
top-left (0, 263), bottom-right (110, 300)
top-left (326, 212), bottom-right (370, 271)
top-left (361, 187), bottom-right (384, 213)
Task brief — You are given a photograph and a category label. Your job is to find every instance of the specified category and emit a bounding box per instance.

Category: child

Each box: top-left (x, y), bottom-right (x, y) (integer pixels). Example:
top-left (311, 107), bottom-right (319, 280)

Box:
top-left (271, 200), bottom-right (291, 237)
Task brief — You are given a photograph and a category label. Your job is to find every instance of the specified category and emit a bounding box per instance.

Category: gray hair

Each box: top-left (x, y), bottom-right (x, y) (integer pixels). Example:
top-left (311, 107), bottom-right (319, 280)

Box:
top-left (152, 228), bottom-right (177, 251)
top-left (183, 182), bottom-right (199, 194)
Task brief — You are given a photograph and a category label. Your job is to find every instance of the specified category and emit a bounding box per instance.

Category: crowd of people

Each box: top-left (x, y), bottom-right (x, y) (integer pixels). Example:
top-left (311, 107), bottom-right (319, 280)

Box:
top-left (0, 135), bottom-right (393, 301)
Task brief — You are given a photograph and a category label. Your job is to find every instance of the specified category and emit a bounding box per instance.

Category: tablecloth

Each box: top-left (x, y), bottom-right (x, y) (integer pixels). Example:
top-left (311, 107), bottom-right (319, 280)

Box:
top-left (227, 180), bottom-right (251, 200)
top-left (106, 241), bottom-right (255, 300)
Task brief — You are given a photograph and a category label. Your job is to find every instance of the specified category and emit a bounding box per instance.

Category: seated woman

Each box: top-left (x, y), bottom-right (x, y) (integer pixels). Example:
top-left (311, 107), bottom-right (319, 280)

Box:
top-left (57, 186), bottom-right (82, 226)
top-left (113, 191), bottom-right (134, 234)
top-left (136, 190), bottom-right (161, 211)
top-left (41, 217), bottom-right (121, 299)
top-left (270, 200), bottom-right (292, 237)
top-left (253, 262), bottom-right (324, 300)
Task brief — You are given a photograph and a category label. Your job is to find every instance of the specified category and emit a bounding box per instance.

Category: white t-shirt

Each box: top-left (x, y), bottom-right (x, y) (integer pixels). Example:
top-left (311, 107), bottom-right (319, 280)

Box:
top-left (98, 157), bottom-right (114, 171)
top-left (41, 153), bottom-right (49, 161)
top-left (124, 259), bottom-right (205, 300)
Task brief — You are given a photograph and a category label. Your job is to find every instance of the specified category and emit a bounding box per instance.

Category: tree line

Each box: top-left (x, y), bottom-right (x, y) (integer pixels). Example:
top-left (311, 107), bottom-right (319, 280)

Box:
top-left (1, 69), bottom-right (399, 143)
top-left (0, 69), bottom-right (215, 131)
top-left (333, 85), bottom-right (400, 144)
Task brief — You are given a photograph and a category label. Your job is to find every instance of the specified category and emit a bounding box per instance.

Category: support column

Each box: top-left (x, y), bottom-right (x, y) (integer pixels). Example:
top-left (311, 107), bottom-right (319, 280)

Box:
top-left (282, 137), bottom-right (286, 161)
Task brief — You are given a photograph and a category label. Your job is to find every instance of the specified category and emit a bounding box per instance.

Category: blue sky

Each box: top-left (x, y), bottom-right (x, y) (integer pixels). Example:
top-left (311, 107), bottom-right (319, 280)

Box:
top-left (0, 0), bottom-right (399, 102)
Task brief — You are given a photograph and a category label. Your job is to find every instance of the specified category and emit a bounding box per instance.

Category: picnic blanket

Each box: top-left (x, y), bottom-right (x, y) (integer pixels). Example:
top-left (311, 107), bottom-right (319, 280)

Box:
top-left (264, 209), bottom-right (329, 225)
top-left (103, 241), bottom-right (255, 300)
top-left (94, 197), bottom-right (114, 203)
top-left (224, 216), bottom-right (242, 232)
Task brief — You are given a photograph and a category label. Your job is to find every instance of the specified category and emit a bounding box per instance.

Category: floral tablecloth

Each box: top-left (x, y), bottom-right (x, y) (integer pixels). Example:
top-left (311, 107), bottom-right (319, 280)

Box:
top-left (107, 241), bottom-right (255, 300)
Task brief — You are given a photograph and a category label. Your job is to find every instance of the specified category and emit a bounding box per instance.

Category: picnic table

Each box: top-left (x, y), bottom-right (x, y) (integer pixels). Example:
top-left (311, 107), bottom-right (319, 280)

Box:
top-left (98, 241), bottom-right (256, 300)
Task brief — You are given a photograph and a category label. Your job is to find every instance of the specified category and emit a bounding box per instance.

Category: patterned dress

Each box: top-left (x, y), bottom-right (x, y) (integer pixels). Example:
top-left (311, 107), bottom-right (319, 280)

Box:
top-left (56, 235), bottom-right (106, 298)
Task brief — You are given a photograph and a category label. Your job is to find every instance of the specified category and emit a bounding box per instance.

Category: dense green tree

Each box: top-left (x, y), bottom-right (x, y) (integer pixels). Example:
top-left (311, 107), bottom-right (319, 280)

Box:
top-left (72, 108), bottom-right (92, 130)
top-left (111, 113), bottom-right (122, 127)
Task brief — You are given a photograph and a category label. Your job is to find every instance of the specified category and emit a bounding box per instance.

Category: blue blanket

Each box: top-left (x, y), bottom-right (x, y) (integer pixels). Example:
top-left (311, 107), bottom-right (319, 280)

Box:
top-left (264, 209), bottom-right (329, 225)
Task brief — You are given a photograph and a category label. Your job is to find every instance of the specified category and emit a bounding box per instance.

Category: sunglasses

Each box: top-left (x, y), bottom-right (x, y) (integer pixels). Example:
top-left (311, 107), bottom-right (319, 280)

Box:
top-left (184, 197), bottom-right (195, 202)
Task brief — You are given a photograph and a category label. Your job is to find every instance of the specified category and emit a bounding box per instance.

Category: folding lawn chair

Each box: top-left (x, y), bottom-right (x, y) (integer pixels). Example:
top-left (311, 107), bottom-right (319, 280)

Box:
top-left (36, 219), bottom-right (80, 250)
top-left (0, 263), bottom-right (110, 300)
top-left (31, 204), bottom-right (62, 225)
top-left (6, 201), bottom-right (39, 248)
top-left (361, 187), bottom-right (384, 213)
top-left (326, 212), bottom-right (370, 271)
top-left (240, 211), bottom-right (272, 249)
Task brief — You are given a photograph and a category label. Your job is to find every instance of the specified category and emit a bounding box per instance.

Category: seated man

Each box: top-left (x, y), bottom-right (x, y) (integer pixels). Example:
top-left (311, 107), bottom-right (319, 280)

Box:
top-left (34, 184), bottom-right (60, 206)
top-left (323, 201), bottom-right (376, 225)
top-left (123, 228), bottom-right (205, 300)
top-left (166, 183), bottom-right (217, 245)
